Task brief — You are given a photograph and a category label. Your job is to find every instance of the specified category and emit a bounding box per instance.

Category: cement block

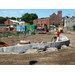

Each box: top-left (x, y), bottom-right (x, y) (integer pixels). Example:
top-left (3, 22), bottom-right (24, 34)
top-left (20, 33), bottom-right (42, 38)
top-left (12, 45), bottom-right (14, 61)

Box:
top-left (3, 44), bottom-right (32, 53)
top-left (0, 47), bottom-right (3, 52)
top-left (14, 44), bottom-right (32, 53)
top-left (3, 46), bottom-right (15, 53)
top-left (32, 43), bottom-right (49, 49)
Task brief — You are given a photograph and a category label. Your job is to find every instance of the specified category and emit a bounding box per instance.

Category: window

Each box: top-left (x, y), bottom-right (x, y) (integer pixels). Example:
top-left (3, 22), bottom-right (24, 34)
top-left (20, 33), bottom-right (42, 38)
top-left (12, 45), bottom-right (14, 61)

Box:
top-left (59, 13), bottom-right (61, 17)
top-left (38, 24), bottom-right (40, 27)
top-left (37, 20), bottom-right (38, 23)
top-left (41, 20), bottom-right (42, 23)
top-left (53, 17), bottom-right (55, 21)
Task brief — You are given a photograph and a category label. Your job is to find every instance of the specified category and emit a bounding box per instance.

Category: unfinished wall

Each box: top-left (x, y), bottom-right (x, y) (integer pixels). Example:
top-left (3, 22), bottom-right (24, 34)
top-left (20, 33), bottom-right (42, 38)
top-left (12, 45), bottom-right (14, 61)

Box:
top-left (0, 35), bottom-right (70, 53)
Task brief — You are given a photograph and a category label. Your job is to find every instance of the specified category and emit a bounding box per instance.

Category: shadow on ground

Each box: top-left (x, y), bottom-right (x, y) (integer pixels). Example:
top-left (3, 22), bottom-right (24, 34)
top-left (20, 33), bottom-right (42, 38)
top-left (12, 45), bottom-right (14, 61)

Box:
top-left (29, 61), bottom-right (38, 65)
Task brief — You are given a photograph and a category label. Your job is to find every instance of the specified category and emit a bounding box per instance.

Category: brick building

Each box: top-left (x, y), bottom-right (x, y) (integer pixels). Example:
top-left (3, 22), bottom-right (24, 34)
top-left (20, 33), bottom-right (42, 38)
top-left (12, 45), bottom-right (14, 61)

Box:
top-left (33, 11), bottom-right (62, 28)
top-left (4, 19), bottom-right (19, 25)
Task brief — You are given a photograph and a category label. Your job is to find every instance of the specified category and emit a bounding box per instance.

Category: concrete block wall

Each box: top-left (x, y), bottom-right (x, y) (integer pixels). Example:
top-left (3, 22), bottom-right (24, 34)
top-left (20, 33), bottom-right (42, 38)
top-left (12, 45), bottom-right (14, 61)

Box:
top-left (3, 44), bottom-right (32, 53)
top-left (0, 35), bottom-right (70, 53)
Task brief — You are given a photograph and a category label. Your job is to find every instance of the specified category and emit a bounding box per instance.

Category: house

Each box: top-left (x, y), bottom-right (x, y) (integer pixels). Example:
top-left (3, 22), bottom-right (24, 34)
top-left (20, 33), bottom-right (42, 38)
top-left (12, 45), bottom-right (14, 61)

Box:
top-left (4, 19), bottom-right (19, 25)
top-left (33, 11), bottom-right (62, 28)
top-left (66, 18), bottom-right (75, 30)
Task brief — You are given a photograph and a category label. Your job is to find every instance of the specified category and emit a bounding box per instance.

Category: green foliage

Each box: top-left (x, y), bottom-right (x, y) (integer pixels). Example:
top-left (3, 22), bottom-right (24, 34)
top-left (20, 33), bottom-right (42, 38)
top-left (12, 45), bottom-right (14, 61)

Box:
top-left (32, 31), bottom-right (35, 35)
top-left (40, 17), bottom-right (46, 19)
top-left (55, 24), bottom-right (59, 27)
top-left (4, 34), bottom-right (9, 37)
top-left (72, 25), bottom-right (75, 30)
top-left (62, 17), bottom-right (65, 26)
top-left (48, 28), bottom-right (51, 31)
top-left (0, 35), bottom-right (2, 38)
top-left (12, 33), bottom-right (19, 36)
top-left (10, 17), bottom-right (16, 20)
top-left (21, 13), bottom-right (38, 24)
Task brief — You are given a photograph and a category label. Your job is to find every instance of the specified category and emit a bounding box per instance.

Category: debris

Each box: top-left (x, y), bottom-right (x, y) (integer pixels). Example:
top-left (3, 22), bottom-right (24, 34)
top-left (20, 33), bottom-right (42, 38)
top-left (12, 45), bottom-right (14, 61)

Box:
top-left (18, 40), bottom-right (31, 45)
top-left (24, 49), bottom-right (38, 54)
top-left (46, 47), bottom-right (58, 52)
top-left (69, 43), bottom-right (73, 47)
top-left (61, 45), bottom-right (71, 49)
top-left (0, 41), bottom-right (11, 47)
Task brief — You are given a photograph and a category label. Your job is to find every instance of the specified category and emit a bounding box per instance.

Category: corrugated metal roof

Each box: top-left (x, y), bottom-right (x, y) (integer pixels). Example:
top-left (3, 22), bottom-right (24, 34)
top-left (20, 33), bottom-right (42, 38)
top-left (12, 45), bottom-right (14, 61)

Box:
top-left (10, 19), bottom-right (19, 23)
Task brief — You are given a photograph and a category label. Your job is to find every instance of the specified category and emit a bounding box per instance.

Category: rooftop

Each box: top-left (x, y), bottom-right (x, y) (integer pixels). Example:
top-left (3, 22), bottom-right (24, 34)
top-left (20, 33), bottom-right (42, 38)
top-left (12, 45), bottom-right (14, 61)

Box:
top-left (10, 19), bottom-right (19, 23)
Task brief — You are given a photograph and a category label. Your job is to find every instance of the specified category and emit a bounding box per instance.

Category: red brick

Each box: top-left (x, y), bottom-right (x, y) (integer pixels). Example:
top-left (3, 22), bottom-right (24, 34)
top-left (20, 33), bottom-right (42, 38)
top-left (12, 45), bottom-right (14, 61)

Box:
top-left (33, 11), bottom-right (62, 28)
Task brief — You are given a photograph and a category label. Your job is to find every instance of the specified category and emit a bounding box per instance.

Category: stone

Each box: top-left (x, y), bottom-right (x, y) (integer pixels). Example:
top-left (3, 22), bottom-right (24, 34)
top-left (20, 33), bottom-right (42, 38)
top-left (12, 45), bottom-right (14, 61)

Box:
top-left (61, 45), bottom-right (71, 49)
top-left (69, 43), bottom-right (73, 47)
top-left (46, 47), bottom-right (58, 52)
top-left (10, 52), bottom-right (18, 54)
top-left (8, 36), bottom-right (12, 38)
top-left (25, 49), bottom-right (38, 54)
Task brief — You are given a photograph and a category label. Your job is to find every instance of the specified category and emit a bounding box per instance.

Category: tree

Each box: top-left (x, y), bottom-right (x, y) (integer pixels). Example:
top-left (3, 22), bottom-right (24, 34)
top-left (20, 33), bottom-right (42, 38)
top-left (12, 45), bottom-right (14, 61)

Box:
top-left (72, 25), bottom-right (75, 30)
top-left (17, 17), bottom-right (21, 21)
top-left (62, 17), bottom-right (65, 26)
top-left (10, 17), bottom-right (16, 20)
top-left (0, 17), bottom-right (7, 20)
top-left (55, 24), bottom-right (59, 27)
top-left (21, 13), bottom-right (38, 24)
top-left (40, 17), bottom-right (46, 19)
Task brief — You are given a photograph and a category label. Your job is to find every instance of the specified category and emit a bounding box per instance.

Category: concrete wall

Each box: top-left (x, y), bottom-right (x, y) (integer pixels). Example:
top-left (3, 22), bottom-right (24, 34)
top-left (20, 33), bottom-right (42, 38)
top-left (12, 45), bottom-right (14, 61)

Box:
top-left (0, 35), bottom-right (70, 53)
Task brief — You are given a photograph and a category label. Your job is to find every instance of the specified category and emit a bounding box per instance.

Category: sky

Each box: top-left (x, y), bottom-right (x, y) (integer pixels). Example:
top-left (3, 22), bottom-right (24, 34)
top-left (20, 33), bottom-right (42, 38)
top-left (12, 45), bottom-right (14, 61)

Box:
top-left (0, 9), bottom-right (75, 18)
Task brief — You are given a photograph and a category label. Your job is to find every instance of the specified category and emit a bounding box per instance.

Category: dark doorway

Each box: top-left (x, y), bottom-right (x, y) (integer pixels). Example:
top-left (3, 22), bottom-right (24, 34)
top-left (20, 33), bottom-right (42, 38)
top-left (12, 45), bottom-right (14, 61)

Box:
top-left (53, 23), bottom-right (54, 25)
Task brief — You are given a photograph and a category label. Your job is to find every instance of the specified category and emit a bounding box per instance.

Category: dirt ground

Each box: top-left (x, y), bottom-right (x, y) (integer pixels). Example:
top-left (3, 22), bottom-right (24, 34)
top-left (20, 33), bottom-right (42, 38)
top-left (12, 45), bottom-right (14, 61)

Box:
top-left (0, 34), bottom-right (55, 46)
top-left (0, 33), bottom-right (75, 65)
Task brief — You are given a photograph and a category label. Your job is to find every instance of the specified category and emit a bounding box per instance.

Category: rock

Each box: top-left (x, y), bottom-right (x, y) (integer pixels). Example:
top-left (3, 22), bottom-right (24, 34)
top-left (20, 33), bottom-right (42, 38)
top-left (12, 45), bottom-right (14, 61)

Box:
top-left (25, 49), bottom-right (38, 54)
top-left (8, 36), bottom-right (12, 38)
top-left (46, 47), bottom-right (58, 52)
top-left (10, 52), bottom-right (18, 54)
top-left (69, 43), bottom-right (73, 47)
top-left (61, 45), bottom-right (71, 49)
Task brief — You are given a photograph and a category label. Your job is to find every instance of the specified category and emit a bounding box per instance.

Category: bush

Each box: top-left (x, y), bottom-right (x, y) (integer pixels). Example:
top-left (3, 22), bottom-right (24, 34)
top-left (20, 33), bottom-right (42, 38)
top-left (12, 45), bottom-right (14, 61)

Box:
top-left (4, 34), bottom-right (9, 37)
top-left (48, 28), bottom-right (51, 31)
top-left (0, 35), bottom-right (2, 38)
top-left (32, 31), bottom-right (35, 35)
top-left (72, 25), bottom-right (75, 30)
top-left (12, 33), bottom-right (19, 36)
top-left (55, 24), bottom-right (59, 27)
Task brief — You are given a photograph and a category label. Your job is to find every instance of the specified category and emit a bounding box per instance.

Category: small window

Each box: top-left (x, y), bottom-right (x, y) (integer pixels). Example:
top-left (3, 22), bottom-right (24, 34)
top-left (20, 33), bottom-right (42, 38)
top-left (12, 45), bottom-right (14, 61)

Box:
top-left (53, 17), bottom-right (55, 21)
top-left (38, 24), bottom-right (40, 27)
top-left (37, 21), bottom-right (38, 23)
top-left (41, 20), bottom-right (42, 23)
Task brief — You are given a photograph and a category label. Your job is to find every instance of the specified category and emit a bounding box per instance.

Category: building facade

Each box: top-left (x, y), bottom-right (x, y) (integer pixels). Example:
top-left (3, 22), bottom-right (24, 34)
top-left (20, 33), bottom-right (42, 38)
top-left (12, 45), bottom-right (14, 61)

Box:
top-left (4, 19), bottom-right (19, 25)
top-left (33, 11), bottom-right (62, 28)
top-left (66, 18), bottom-right (75, 30)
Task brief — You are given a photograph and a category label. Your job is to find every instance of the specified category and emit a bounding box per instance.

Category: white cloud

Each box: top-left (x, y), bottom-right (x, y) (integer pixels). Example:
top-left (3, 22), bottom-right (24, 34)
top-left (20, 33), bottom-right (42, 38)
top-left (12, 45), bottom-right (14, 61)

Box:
top-left (3, 14), bottom-right (8, 17)
top-left (17, 11), bottom-right (24, 13)
top-left (9, 10), bottom-right (25, 14)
